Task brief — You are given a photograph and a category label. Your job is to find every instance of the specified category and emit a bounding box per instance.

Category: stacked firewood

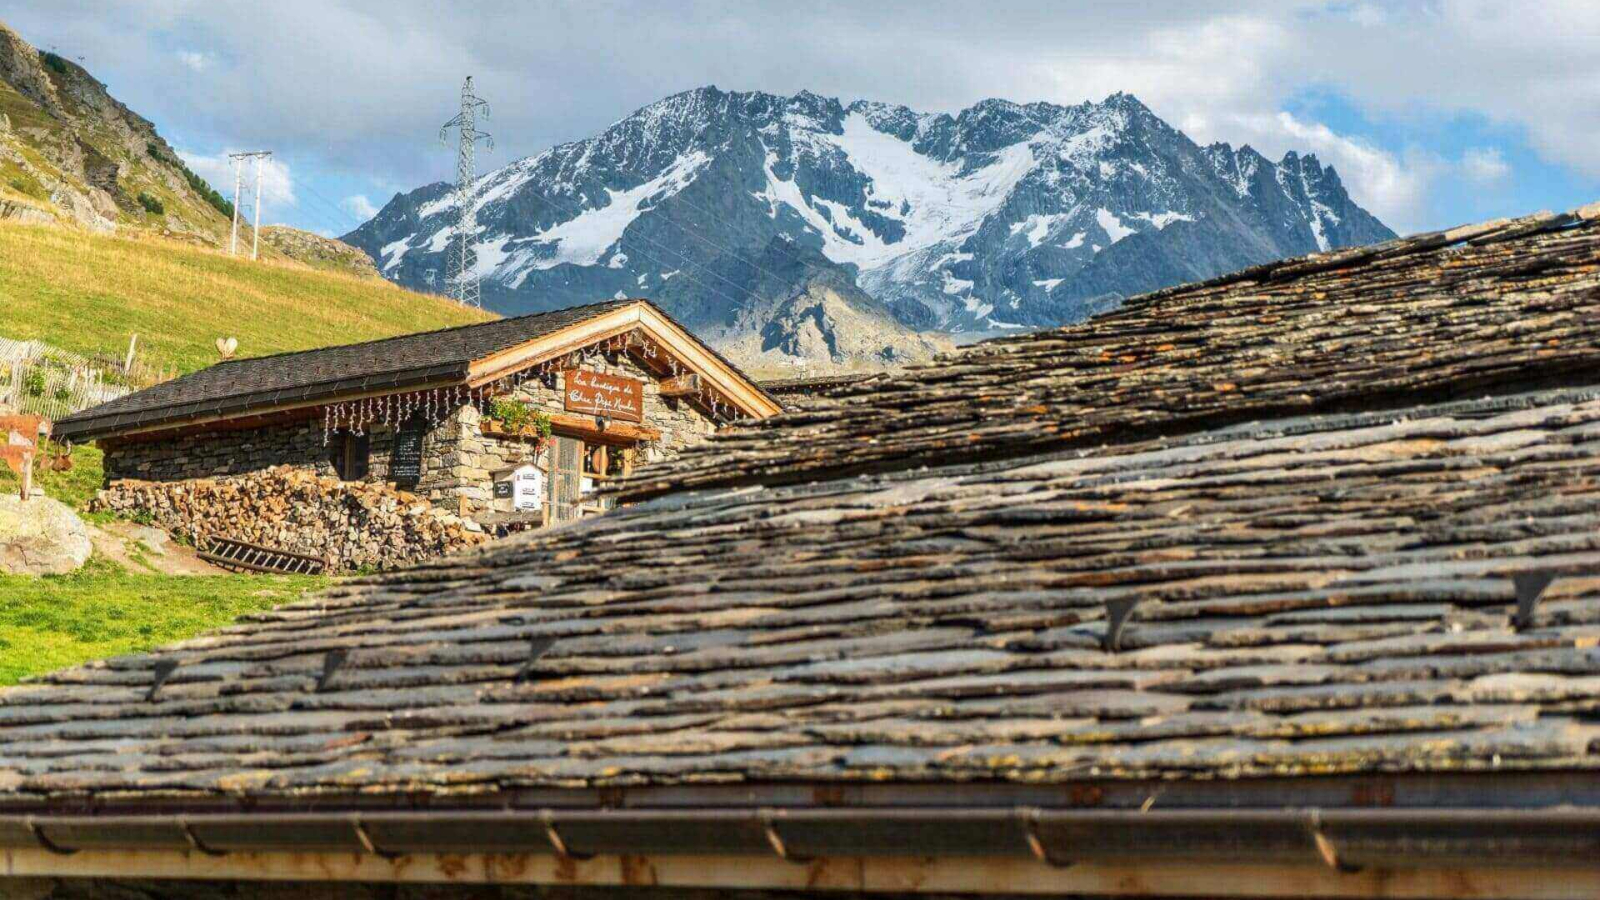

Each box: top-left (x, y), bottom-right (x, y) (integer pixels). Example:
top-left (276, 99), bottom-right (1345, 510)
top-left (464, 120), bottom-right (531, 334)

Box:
top-left (92, 466), bottom-right (487, 572)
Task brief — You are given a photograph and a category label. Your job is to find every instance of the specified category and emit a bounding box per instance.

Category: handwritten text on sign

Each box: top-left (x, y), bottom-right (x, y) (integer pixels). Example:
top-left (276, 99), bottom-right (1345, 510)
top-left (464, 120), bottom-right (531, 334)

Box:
top-left (563, 369), bottom-right (644, 423)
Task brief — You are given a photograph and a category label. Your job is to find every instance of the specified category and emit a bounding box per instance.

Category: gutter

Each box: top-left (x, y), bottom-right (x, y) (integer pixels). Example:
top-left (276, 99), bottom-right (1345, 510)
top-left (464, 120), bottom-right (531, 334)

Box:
top-left (3, 806), bottom-right (1598, 869)
top-left (54, 363), bottom-right (471, 443)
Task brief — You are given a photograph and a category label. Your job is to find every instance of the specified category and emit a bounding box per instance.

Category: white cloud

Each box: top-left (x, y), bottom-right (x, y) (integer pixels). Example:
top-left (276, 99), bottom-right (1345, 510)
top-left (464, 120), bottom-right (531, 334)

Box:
top-left (179, 149), bottom-right (297, 210)
top-left (10, 0), bottom-right (1597, 233)
top-left (340, 194), bottom-right (379, 220)
top-left (1460, 147), bottom-right (1511, 186)
top-left (175, 50), bottom-right (210, 72)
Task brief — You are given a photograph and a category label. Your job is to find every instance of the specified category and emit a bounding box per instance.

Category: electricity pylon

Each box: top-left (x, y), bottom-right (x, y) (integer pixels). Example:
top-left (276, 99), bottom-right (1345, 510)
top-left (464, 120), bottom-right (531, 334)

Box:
top-left (439, 77), bottom-right (493, 307)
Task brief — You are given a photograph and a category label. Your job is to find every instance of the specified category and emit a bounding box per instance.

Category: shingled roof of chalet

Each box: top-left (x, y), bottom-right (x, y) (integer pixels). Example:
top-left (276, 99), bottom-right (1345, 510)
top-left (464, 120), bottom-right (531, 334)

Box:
top-left (6, 205), bottom-right (1600, 882)
top-left (619, 204), bottom-right (1600, 500)
top-left (53, 299), bottom-right (775, 442)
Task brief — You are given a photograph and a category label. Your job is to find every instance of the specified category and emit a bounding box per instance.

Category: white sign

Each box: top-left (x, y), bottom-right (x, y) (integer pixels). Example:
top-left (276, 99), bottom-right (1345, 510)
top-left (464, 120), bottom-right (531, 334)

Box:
top-left (511, 464), bottom-right (544, 511)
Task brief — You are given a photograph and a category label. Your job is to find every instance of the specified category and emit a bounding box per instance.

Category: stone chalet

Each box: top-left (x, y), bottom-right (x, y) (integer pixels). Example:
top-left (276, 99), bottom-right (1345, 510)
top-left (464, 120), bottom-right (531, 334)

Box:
top-left (53, 299), bottom-right (779, 526)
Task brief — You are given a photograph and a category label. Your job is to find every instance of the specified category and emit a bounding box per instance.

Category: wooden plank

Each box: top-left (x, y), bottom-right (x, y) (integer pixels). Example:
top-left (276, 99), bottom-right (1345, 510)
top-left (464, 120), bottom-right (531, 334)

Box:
top-left (546, 412), bottom-right (661, 444)
top-left (564, 369), bottom-right (644, 423)
top-left (5, 847), bottom-right (1600, 898)
top-left (659, 373), bottom-right (701, 398)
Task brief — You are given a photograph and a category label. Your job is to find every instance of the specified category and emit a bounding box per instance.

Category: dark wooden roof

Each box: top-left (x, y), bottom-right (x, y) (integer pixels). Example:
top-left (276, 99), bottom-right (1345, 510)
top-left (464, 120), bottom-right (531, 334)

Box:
top-left (53, 300), bottom-right (638, 441)
top-left (3, 381), bottom-right (1600, 804)
top-left (621, 205), bottom-right (1600, 501)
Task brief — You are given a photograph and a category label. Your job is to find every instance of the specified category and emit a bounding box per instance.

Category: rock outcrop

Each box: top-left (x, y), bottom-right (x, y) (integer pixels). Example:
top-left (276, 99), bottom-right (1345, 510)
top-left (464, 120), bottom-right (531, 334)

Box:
top-left (0, 17), bottom-right (235, 240)
top-left (0, 493), bottom-right (92, 575)
top-left (259, 226), bottom-right (383, 279)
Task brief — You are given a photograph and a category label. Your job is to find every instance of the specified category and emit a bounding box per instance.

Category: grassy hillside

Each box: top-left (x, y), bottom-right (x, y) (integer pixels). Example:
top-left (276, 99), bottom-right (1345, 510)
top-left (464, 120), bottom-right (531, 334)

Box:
top-left (0, 221), bottom-right (494, 373)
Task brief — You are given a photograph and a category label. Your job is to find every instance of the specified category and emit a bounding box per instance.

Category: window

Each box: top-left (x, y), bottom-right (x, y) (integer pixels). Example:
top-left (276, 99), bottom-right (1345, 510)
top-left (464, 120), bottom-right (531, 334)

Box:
top-left (330, 431), bottom-right (370, 482)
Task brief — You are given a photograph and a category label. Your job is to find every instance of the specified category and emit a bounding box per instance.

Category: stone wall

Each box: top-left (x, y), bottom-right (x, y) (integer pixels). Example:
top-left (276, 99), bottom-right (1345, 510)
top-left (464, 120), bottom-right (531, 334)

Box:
top-left (98, 354), bottom-right (719, 523)
top-left (433, 354), bottom-right (717, 520)
top-left (100, 415), bottom-right (450, 486)
top-left (91, 467), bottom-right (487, 572)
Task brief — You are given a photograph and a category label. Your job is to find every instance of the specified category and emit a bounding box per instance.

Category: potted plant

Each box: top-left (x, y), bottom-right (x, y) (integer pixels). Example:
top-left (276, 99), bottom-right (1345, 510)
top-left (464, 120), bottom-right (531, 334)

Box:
top-left (485, 398), bottom-right (552, 449)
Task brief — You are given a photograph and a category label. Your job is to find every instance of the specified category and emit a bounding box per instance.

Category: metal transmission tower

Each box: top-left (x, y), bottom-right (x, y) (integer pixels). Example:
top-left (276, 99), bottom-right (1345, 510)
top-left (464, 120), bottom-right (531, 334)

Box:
top-left (228, 151), bottom-right (273, 260)
top-left (439, 77), bottom-right (493, 307)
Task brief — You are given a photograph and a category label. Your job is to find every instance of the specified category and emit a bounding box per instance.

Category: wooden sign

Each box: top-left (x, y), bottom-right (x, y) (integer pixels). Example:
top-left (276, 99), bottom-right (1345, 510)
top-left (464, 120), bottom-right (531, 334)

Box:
top-left (388, 416), bottom-right (427, 488)
top-left (563, 369), bottom-right (643, 423)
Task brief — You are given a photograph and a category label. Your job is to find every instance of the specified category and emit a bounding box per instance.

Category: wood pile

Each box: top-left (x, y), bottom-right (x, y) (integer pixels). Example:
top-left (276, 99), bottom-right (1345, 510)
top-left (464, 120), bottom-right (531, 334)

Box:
top-left (91, 466), bottom-right (487, 573)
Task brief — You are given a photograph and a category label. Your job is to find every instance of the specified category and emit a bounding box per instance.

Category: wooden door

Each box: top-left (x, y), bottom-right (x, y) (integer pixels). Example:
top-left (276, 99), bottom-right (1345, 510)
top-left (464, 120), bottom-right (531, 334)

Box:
top-left (548, 436), bottom-right (584, 523)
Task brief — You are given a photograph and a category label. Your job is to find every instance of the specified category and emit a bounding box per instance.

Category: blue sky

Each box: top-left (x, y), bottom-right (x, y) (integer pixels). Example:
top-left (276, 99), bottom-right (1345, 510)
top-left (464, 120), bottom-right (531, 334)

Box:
top-left (7, 1), bottom-right (1598, 238)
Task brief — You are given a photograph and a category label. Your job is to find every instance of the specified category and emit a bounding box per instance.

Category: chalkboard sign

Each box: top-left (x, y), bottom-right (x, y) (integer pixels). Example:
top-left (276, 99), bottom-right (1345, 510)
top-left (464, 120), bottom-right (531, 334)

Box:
top-left (493, 481), bottom-right (513, 499)
top-left (389, 416), bottom-right (427, 488)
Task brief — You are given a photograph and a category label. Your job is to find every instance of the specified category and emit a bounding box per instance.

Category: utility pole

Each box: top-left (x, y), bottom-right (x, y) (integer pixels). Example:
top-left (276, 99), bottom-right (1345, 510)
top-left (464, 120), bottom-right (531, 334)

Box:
top-left (227, 151), bottom-right (273, 259)
top-left (439, 77), bottom-right (493, 307)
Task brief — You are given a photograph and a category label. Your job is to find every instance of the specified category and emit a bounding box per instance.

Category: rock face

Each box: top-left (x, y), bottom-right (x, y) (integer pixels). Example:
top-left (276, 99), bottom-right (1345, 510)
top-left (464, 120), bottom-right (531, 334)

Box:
top-left (0, 493), bottom-right (92, 575)
top-left (92, 467), bottom-right (489, 573)
top-left (0, 17), bottom-right (235, 239)
top-left (259, 226), bottom-right (383, 279)
top-left (346, 86), bottom-right (1396, 363)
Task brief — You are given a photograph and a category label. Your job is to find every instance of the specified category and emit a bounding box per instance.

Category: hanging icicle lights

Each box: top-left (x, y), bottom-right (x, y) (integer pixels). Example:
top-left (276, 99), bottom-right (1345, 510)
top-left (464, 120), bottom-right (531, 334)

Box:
top-left (319, 328), bottom-right (743, 444)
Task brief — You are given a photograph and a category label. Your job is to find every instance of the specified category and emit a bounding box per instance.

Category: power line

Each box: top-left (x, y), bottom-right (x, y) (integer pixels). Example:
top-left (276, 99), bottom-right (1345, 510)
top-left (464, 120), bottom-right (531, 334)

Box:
top-left (439, 76), bottom-right (493, 307)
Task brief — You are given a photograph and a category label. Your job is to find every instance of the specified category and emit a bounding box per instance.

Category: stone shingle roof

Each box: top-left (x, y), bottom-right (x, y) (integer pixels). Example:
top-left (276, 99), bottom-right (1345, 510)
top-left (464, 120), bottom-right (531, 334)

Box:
top-left (2, 381), bottom-right (1600, 804)
top-left (6, 204), bottom-right (1600, 813)
top-left (53, 299), bottom-right (638, 441)
top-left (622, 205), bottom-right (1600, 500)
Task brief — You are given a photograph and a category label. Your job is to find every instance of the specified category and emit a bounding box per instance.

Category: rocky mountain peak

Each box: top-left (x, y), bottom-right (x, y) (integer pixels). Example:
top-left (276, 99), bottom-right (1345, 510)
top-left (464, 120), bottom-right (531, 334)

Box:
top-left (345, 84), bottom-right (1395, 371)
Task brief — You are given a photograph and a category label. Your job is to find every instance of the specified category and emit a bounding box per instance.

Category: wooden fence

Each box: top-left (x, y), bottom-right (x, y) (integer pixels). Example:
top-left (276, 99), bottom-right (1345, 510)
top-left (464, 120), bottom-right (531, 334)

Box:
top-left (0, 336), bottom-right (170, 422)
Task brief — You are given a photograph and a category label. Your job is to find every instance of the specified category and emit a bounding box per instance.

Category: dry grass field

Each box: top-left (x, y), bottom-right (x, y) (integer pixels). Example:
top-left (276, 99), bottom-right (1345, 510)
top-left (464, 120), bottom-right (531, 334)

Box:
top-left (0, 220), bottom-right (496, 374)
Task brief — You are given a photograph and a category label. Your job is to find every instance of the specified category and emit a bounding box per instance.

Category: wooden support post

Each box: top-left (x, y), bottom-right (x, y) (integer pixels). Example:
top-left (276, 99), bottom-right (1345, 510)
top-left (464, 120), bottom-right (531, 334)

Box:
top-left (19, 446), bottom-right (33, 501)
top-left (659, 373), bottom-right (701, 398)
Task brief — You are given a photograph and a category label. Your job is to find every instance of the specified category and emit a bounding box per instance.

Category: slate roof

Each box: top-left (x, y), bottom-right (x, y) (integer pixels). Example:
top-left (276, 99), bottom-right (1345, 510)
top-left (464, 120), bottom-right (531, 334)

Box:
top-left (53, 299), bottom-right (638, 441)
top-left (622, 205), bottom-right (1600, 500)
top-left (2, 382), bottom-right (1600, 804)
top-left (759, 373), bottom-right (881, 397)
top-left (5, 204), bottom-right (1600, 810)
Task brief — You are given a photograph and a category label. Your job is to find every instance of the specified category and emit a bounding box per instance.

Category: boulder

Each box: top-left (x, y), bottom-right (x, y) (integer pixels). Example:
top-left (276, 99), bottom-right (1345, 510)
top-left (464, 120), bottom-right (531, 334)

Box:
top-left (0, 493), bottom-right (93, 575)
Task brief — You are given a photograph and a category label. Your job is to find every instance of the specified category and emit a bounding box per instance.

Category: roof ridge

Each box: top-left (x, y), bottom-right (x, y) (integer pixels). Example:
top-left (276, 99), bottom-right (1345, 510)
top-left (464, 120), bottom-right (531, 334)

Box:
top-left (205, 297), bottom-right (636, 369)
top-left (618, 200), bottom-right (1600, 500)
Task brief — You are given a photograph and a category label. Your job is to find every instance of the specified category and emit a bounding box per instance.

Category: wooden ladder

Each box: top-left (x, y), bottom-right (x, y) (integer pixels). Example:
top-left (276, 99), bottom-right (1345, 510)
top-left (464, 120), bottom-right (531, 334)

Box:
top-left (199, 536), bottom-right (327, 575)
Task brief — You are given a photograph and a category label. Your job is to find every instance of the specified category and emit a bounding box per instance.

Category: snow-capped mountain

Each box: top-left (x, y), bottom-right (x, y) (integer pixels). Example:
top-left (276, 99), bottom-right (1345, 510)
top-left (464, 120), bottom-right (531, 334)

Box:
top-left (346, 87), bottom-right (1394, 361)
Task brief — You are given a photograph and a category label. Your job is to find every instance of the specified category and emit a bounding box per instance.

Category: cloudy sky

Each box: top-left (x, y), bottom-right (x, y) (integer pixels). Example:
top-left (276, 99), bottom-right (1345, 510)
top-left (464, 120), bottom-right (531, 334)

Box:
top-left (9, 1), bottom-right (1598, 237)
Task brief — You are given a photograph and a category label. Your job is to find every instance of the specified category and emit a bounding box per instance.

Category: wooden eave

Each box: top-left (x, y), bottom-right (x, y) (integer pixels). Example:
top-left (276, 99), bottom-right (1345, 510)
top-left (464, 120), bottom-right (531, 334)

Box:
top-left (466, 300), bottom-right (782, 419)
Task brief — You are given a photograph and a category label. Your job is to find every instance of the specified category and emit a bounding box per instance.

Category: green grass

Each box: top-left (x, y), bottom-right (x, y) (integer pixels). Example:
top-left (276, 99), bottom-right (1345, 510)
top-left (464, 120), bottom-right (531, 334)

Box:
top-left (0, 447), bottom-right (324, 686)
top-left (0, 220), bottom-right (496, 374)
top-left (0, 556), bottom-right (323, 685)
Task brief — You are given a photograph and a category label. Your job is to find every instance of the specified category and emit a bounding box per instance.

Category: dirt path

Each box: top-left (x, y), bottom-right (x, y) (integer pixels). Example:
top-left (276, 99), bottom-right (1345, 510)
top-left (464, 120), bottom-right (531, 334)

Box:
top-left (88, 520), bottom-right (227, 575)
